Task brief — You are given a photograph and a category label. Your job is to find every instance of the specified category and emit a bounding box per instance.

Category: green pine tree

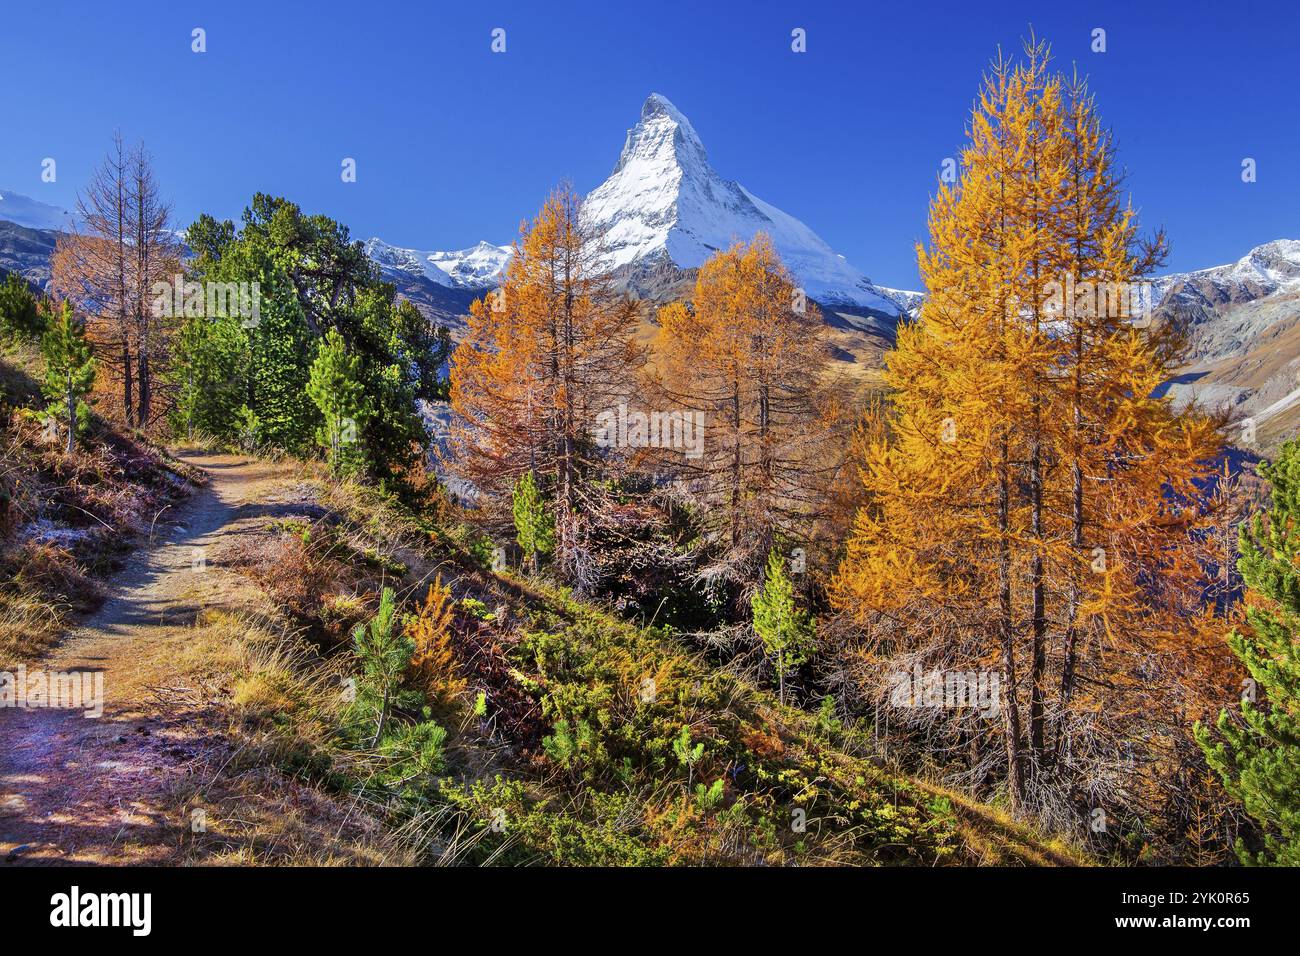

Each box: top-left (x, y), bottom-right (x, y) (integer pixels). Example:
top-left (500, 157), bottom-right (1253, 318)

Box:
top-left (238, 195), bottom-right (440, 490)
top-left (40, 302), bottom-right (96, 454)
top-left (307, 328), bottom-right (367, 476)
top-left (1197, 439), bottom-right (1300, 866)
top-left (178, 197), bottom-right (447, 494)
top-left (512, 470), bottom-right (555, 574)
top-left (0, 272), bottom-right (45, 339)
top-left (672, 725), bottom-right (705, 786)
top-left (352, 586), bottom-right (413, 748)
top-left (172, 313), bottom-right (247, 443)
top-left (230, 245), bottom-right (317, 453)
top-left (751, 548), bottom-right (815, 705)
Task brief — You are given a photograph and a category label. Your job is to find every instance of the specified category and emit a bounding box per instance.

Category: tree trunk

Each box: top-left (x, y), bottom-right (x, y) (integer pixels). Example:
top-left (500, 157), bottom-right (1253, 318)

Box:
top-left (730, 380), bottom-right (741, 551)
top-left (65, 375), bottom-right (76, 455)
top-left (1029, 444), bottom-right (1046, 769)
top-left (999, 436), bottom-right (1026, 813)
top-left (1058, 157), bottom-right (1089, 758)
top-left (777, 647), bottom-right (785, 706)
top-left (137, 350), bottom-right (151, 431)
top-left (1027, 141), bottom-right (1047, 772)
top-left (121, 340), bottom-right (134, 430)
top-left (370, 682), bottom-right (391, 749)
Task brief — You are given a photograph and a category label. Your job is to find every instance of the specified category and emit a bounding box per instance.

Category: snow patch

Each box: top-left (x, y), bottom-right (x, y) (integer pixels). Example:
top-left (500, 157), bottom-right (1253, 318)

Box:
top-left (19, 518), bottom-right (95, 548)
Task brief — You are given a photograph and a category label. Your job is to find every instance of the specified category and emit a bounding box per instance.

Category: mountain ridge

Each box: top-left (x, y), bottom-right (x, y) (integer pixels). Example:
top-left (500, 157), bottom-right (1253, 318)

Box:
top-left (367, 93), bottom-right (914, 319)
top-left (2, 191), bottom-right (1294, 423)
top-left (0, 189), bottom-right (73, 233)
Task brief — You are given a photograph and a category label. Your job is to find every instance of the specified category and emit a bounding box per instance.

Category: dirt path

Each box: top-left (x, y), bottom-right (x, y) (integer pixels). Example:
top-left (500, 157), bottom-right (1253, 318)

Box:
top-left (0, 453), bottom-right (298, 865)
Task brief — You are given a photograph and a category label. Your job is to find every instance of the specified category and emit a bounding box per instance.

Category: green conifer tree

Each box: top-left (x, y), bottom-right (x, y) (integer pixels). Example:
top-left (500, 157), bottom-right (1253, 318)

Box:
top-left (751, 548), bottom-right (814, 705)
top-left (173, 314), bottom-right (247, 443)
top-left (0, 272), bottom-right (45, 339)
top-left (177, 198), bottom-right (446, 492)
top-left (307, 328), bottom-right (367, 476)
top-left (235, 249), bottom-right (317, 453)
top-left (1197, 439), bottom-right (1300, 865)
top-left (512, 470), bottom-right (555, 574)
top-left (352, 586), bottom-right (413, 748)
top-left (40, 302), bottom-right (96, 454)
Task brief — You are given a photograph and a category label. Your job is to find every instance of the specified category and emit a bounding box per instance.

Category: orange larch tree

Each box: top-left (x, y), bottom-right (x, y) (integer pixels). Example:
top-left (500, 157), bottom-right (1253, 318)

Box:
top-left (447, 183), bottom-right (643, 587)
top-left (52, 135), bottom-right (181, 432)
top-left (830, 39), bottom-right (1229, 826)
top-left (651, 234), bottom-right (837, 601)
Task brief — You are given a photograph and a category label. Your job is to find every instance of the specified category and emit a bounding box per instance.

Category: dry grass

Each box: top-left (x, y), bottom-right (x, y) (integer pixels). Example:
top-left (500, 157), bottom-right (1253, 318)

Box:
top-left (0, 410), bottom-right (199, 665)
top-left (2, 346), bottom-right (206, 660)
top-left (165, 609), bottom-right (416, 866)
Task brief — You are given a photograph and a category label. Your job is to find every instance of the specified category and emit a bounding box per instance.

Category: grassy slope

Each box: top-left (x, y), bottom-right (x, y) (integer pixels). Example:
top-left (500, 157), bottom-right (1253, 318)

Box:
top-left (191, 466), bottom-right (1086, 867)
top-left (0, 345), bottom-right (201, 665)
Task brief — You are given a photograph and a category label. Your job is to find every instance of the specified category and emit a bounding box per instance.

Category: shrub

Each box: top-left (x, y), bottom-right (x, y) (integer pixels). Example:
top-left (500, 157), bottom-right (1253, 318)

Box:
top-left (0, 273), bottom-right (44, 339)
top-left (406, 575), bottom-right (466, 704)
top-left (350, 587), bottom-right (415, 747)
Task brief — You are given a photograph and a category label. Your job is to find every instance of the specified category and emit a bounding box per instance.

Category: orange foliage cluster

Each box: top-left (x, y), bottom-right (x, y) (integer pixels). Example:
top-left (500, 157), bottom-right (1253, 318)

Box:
top-left (447, 184), bottom-right (643, 584)
top-left (829, 40), bottom-right (1240, 830)
top-left (406, 576), bottom-right (466, 703)
top-left (651, 235), bottom-right (840, 592)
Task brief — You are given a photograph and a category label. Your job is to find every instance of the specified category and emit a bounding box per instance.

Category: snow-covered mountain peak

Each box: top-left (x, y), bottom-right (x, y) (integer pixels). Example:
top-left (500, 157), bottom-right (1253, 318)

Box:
top-left (1154, 237), bottom-right (1300, 305)
top-left (364, 236), bottom-right (512, 290)
top-left (583, 95), bottom-right (901, 313)
top-left (612, 93), bottom-right (709, 176)
top-left (366, 94), bottom-right (903, 316)
top-left (1235, 239), bottom-right (1300, 284)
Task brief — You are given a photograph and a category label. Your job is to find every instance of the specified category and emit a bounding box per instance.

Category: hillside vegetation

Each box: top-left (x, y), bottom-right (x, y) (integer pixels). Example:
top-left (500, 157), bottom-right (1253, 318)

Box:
top-left (171, 464), bottom-right (1084, 866)
top-left (4, 31), bottom-right (1294, 868)
top-left (0, 343), bottom-right (199, 666)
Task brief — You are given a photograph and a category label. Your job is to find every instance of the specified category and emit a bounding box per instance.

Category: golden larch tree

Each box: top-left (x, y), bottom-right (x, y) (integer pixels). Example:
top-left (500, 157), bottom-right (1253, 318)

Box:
top-left (447, 183), bottom-right (643, 587)
top-left (830, 39), bottom-right (1228, 823)
top-left (652, 234), bottom-right (837, 599)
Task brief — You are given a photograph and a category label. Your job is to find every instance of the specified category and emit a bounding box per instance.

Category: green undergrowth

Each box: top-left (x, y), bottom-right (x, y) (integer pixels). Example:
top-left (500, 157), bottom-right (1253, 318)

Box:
top-left (209, 467), bottom-right (1087, 867)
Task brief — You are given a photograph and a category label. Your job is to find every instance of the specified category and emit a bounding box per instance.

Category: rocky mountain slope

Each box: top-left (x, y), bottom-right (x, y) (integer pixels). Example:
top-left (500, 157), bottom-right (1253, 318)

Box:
top-left (0, 189), bottom-right (73, 233)
top-left (1152, 240), bottom-right (1300, 450)
top-left (0, 189), bottom-right (68, 289)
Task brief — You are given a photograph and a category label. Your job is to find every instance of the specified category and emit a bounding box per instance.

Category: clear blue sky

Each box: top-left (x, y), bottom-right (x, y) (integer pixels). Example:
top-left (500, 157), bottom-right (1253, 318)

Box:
top-left (3, 0), bottom-right (1297, 288)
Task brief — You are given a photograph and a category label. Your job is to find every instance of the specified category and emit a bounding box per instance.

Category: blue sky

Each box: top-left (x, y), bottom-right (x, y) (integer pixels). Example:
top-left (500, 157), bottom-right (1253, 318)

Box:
top-left (2, 0), bottom-right (1297, 288)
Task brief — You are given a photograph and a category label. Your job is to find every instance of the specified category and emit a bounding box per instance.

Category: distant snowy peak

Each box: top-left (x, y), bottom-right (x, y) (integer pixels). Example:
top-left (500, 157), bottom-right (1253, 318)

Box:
top-left (882, 240), bottom-right (1300, 325)
top-left (582, 93), bottom-right (902, 314)
top-left (364, 237), bottom-right (511, 290)
top-left (0, 189), bottom-right (75, 232)
top-left (876, 286), bottom-right (925, 317)
top-left (1156, 239), bottom-right (1300, 302)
